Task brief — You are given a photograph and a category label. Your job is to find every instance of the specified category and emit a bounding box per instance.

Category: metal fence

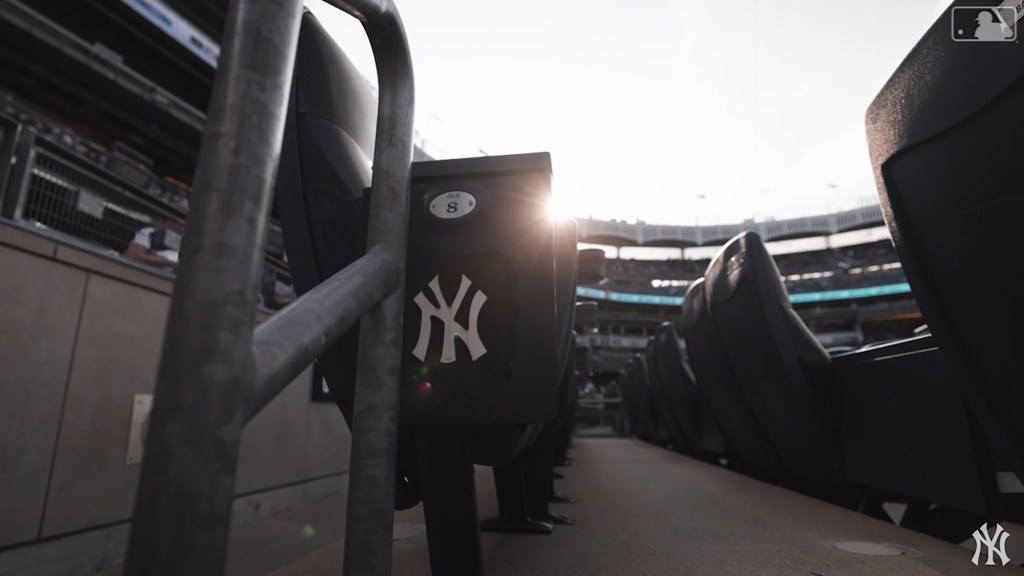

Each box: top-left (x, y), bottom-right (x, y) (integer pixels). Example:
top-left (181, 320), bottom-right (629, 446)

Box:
top-left (0, 117), bottom-right (297, 306)
top-left (1, 120), bottom-right (185, 248)
top-left (575, 398), bottom-right (626, 435)
top-left (18, 147), bottom-right (165, 253)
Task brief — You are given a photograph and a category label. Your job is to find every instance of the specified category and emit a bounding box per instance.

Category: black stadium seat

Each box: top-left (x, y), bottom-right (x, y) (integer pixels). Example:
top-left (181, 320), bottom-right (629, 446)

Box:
top-left (680, 278), bottom-right (782, 481)
top-left (673, 330), bottom-right (728, 457)
top-left (273, 8), bottom-right (375, 426)
top-left (642, 354), bottom-right (673, 447)
top-left (627, 354), bottom-right (669, 446)
top-left (274, 7), bottom-right (571, 504)
top-left (482, 218), bottom-right (579, 534)
top-left (619, 360), bottom-right (651, 440)
top-left (616, 366), bottom-right (639, 437)
top-left (271, 9), bottom-right (432, 504)
top-left (866, 0), bottom-right (1024, 479)
top-left (648, 322), bottom-right (725, 457)
top-left (645, 338), bottom-right (696, 454)
top-left (273, 13), bottom-right (577, 572)
top-left (703, 232), bottom-right (849, 498)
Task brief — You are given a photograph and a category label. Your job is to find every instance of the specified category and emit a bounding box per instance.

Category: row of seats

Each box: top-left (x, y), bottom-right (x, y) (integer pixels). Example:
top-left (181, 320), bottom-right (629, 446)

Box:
top-left (617, 0), bottom-right (1024, 537)
top-left (617, 227), bottom-right (1014, 537)
top-left (620, 231), bottom-right (854, 502)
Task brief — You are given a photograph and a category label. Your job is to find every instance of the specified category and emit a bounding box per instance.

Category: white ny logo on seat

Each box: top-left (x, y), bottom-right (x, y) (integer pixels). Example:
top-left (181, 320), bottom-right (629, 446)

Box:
top-left (412, 275), bottom-right (488, 364)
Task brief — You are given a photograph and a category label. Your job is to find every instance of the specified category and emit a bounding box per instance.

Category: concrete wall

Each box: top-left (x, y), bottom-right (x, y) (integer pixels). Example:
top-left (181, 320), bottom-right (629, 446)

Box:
top-left (0, 222), bottom-right (351, 551)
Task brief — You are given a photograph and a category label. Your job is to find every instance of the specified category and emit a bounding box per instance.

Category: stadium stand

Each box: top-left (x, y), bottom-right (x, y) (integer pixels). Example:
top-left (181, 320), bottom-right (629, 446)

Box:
top-left (595, 239), bottom-right (907, 297)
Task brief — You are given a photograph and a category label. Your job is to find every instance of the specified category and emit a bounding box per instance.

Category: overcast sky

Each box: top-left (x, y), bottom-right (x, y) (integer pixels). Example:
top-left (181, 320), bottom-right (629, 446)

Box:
top-left (307, 0), bottom-right (950, 224)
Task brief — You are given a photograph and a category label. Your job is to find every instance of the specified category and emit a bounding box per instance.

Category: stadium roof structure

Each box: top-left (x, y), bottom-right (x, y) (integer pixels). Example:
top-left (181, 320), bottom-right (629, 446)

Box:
top-left (578, 200), bottom-right (885, 247)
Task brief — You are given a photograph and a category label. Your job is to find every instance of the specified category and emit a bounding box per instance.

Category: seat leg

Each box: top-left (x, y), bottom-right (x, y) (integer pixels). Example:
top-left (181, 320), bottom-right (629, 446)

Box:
top-left (416, 425), bottom-right (485, 575)
top-left (480, 455), bottom-right (554, 534)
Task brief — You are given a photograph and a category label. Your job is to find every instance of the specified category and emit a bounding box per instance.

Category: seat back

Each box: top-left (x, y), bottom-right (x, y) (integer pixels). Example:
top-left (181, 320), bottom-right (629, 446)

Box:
top-left (401, 153), bottom-right (561, 426)
top-left (680, 278), bottom-right (782, 480)
top-left (616, 367), bottom-right (640, 437)
top-left (623, 355), bottom-right (664, 444)
top-left (662, 323), bottom-right (728, 457)
top-left (675, 338), bottom-right (726, 455)
top-left (704, 231), bottom-right (844, 493)
top-left (645, 338), bottom-right (695, 453)
top-left (273, 10), bottom-right (375, 427)
top-left (272, 13), bottom-right (571, 505)
top-left (472, 218), bottom-right (579, 465)
top-left (649, 323), bottom-right (711, 454)
top-left (274, 9), bottom-right (432, 505)
top-left (554, 220), bottom-right (580, 383)
top-left (576, 248), bottom-right (606, 285)
top-left (866, 0), bottom-right (1024, 474)
top-left (638, 354), bottom-right (671, 446)
top-left (619, 361), bottom-right (646, 440)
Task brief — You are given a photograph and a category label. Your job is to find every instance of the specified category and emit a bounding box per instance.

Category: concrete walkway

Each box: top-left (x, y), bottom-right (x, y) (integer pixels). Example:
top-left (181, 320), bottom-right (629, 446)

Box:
top-left (102, 437), bottom-right (1024, 575)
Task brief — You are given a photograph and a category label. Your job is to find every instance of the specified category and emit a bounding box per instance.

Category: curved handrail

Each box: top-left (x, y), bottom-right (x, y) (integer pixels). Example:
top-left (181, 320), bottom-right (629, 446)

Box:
top-left (321, 3), bottom-right (416, 575)
top-left (123, 1), bottom-right (416, 574)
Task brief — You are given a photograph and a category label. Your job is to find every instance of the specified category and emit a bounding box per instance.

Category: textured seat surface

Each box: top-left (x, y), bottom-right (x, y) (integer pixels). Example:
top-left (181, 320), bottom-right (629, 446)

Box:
top-left (866, 0), bottom-right (1024, 477)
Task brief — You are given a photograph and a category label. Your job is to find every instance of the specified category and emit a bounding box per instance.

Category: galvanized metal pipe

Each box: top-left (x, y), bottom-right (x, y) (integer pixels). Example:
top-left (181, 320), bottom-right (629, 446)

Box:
top-left (323, 1), bottom-right (415, 575)
top-left (246, 246), bottom-right (401, 422)
top-left (122, 0), bottom-right (303, 574)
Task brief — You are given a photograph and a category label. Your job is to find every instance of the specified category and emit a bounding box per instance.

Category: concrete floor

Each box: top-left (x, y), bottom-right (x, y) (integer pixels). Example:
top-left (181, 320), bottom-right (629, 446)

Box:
top-left (102, 437), bottom-right (1024, 575)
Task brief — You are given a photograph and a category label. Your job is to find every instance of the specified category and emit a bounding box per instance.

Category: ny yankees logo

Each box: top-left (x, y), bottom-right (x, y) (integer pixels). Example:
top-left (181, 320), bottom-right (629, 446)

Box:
top-left (412, 275), bottom-right (488, 364)
top-left (972, 523), bottom-right (1011, 566)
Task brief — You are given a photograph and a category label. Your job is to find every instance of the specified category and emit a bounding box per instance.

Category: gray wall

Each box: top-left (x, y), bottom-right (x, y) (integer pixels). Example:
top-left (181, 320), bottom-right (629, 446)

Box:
top-left (0, 222), bottom-right (351, 548)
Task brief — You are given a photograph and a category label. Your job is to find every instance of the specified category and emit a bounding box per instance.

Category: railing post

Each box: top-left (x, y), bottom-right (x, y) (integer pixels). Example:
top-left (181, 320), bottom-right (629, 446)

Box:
top-left (122, 0), bottom-right (303, 574)
top-left (321, 2), bottom-right (415, 575)
top-left (1, 130), bottom-right (35, 220)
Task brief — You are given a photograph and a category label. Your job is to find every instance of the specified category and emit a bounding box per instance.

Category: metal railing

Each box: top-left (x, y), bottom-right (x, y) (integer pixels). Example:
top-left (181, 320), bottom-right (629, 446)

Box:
top-left (120, 1), bottom-right (415, 575)
top-left (575, 397), bottom-right (626, 433)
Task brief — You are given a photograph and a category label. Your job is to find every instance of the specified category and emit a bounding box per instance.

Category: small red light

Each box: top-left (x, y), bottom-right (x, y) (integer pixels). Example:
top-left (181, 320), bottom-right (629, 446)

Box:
top-left (420, 381), bottom-right (432, 392)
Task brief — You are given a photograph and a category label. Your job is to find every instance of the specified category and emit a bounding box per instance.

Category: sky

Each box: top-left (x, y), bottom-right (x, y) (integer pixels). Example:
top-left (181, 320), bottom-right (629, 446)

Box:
top-left (306, 0), bottom-right (951, 225)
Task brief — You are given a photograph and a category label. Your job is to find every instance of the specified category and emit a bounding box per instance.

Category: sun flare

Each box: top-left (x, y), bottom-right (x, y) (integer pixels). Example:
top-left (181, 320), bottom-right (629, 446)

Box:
top-left (546, 193), bottom-right (572, 222)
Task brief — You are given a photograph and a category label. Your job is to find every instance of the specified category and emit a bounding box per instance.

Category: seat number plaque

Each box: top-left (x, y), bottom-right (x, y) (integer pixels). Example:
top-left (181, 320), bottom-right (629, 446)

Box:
top-left (429, 191), bottom-right (477, 220)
